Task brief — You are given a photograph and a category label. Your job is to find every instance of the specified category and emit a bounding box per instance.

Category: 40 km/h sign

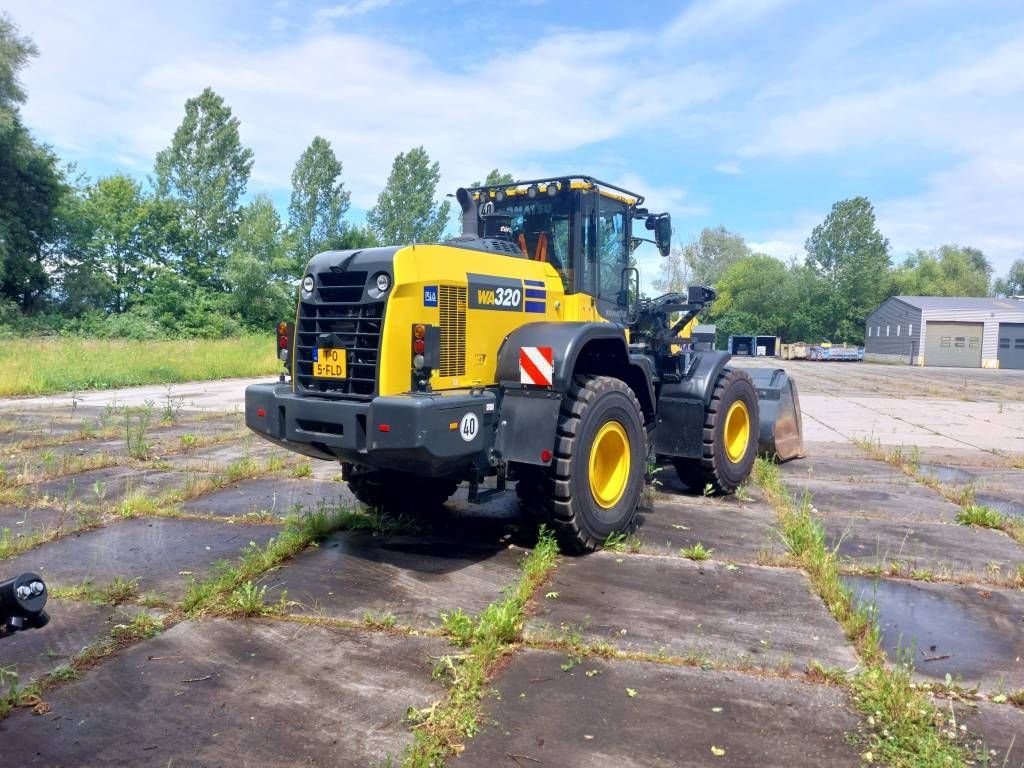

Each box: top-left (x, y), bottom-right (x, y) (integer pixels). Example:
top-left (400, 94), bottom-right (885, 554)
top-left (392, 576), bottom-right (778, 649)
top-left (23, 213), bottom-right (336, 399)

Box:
top-left (519, 346), bottom-right (553, 386)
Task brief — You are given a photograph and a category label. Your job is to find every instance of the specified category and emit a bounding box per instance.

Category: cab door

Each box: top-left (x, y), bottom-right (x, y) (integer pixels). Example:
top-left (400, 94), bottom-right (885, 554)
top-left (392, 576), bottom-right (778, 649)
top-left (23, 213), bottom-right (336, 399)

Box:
top-left (592, 194), bottom-right (629, 323)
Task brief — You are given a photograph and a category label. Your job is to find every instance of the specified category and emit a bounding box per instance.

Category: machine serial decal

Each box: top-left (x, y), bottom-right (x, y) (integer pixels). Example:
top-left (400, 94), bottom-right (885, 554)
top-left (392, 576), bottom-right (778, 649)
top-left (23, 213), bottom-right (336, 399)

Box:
top-left (468, 273), bottom-right (526, 312)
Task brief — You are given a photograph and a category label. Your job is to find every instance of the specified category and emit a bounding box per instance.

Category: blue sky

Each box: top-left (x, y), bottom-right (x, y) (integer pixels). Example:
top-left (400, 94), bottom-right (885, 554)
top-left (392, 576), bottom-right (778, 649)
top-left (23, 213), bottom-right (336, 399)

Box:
top-left (7, 0), bottom-right (1024, 281)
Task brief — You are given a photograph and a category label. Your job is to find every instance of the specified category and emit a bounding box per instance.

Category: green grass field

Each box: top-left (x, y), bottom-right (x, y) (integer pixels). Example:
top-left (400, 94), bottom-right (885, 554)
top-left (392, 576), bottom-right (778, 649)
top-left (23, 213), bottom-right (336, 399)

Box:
top-left (1, 336), bottom-right (280, 396)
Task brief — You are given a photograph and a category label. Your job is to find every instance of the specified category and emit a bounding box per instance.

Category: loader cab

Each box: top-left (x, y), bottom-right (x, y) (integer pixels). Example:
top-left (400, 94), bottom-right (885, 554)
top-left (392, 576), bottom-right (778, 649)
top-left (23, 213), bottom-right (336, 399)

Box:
top-left (471, 177), bottom-right (663, 322)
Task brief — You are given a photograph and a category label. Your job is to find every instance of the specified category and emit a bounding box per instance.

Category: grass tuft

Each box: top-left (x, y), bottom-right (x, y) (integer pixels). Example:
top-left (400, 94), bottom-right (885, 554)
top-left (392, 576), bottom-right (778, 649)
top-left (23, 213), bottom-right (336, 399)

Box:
top-left (403, 527), bottom-right (559, 766)
top-left (752, 457), bottom-right (968, 766)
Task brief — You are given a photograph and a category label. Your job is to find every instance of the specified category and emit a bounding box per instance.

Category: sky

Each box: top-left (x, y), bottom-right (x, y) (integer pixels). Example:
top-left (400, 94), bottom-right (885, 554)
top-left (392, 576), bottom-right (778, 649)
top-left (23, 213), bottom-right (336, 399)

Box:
top-left (6, 0), bottom-right (1024, 283)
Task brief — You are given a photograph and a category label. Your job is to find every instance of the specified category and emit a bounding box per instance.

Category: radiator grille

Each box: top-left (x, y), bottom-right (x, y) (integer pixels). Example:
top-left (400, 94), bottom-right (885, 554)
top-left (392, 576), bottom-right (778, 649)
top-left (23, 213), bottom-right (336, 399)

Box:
top-left (439, 285), bottom-right (466, 377)
top-left (294, 270), bottom-right (383, 398)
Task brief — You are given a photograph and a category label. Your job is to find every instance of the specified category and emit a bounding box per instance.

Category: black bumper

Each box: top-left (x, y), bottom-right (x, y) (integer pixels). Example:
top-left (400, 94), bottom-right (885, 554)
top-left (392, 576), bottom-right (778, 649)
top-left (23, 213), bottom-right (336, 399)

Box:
top-left (244, 383), bottom-right (498, 476)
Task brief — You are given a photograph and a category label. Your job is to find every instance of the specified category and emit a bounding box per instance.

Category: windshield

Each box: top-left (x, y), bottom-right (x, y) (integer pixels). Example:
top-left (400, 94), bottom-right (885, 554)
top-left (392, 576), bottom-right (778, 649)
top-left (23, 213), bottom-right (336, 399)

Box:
top-left (491, 196), bottom-right (572, 289)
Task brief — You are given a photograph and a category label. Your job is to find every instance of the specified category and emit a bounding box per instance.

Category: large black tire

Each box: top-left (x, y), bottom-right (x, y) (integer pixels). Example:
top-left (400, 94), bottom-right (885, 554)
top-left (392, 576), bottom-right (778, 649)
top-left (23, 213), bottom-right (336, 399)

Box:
top-left (674, 367), bottom-right (758, 494)
top-left (517, 375), bottom-right (647, 554)
top-left (344, 466), bottom-right (459, 517)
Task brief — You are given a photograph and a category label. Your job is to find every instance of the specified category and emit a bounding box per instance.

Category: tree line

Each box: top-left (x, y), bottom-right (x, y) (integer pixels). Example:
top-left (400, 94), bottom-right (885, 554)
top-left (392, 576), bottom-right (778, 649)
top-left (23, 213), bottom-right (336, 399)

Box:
top-left (2, 15), bottom-right (1022, 344)
top-left (1, 16), bottom-right (457, 338)
top-left (657, 199), bottom-right (1024, 346)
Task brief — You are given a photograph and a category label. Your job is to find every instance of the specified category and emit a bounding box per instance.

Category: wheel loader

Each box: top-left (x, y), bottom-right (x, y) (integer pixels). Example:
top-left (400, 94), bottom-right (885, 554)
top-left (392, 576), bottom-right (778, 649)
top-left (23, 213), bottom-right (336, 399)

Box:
top-left (245, 176), bottom-right (804, 552)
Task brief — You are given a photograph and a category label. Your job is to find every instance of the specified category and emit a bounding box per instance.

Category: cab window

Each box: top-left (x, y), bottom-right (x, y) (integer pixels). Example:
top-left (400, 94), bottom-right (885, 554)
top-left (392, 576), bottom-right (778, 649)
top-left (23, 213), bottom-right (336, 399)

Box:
top-left (494, 197), bottom-right (572, 290)
top-left (596, 198), bottom-right (627, 304)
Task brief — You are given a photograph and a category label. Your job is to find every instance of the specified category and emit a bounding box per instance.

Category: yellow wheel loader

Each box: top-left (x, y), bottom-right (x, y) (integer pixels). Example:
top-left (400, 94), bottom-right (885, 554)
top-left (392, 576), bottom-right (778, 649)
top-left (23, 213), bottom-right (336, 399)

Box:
top-left (246, 176), bottom-right (803, 553)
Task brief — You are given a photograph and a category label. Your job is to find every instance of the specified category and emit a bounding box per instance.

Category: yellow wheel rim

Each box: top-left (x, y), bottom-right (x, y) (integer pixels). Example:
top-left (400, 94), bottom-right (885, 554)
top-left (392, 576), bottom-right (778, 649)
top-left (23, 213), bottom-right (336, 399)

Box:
top-left (588, 421), bottom-right (631, 509)
top-left (724, 400), bottom-right (751, 464)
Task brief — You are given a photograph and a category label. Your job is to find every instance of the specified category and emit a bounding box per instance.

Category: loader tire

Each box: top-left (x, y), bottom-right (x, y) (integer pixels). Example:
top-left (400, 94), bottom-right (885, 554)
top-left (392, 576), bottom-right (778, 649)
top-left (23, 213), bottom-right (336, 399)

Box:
top-left (344, 467), bottom-right (458, 517)
top-left (674, 367), bottom-right (758, 494)
top-left (519, 375), bottom-right (646, 554)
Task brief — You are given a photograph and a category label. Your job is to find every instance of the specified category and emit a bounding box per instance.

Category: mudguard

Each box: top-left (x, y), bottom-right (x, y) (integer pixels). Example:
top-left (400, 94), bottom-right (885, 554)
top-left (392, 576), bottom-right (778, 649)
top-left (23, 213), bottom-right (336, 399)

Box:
top-left (739, 367), bottom-right (805, 461)
top-left (495, 322), bottom-right (629, 391)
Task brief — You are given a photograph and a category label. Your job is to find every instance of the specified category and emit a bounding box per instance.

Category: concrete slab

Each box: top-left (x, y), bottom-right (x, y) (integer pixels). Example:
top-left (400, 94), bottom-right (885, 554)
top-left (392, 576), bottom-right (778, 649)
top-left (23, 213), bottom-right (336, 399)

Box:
top-left (824, 516), bottom-right (1024, 580)
top-left (460, 648), bottom-right (862, 768)
top-left (0, 618), bottom-right (448, 767)
top-left (779, 455), bottom-right (907, 484)
top-left (0, 377), bottom-right (265, 413)
top-left (782, 476), bottom-right (961, 523)
top-left (657, 468), bottom-right (765, 504)
top-left (159, 439), bottom-right (292, 471)
top-left (975, 490), bottom-right (1024, 520)
top-left (961, 701), bottom-right (1024, 767)
top-left (845, 576), bottom-right (1024, 690)
top-left (0, 504), bottom-right (70, 537)
top-left (33, 467), bottom-right (190, 505)
top-left (637, 501), bottom-right (780, 564)
top-left (261, 530), bottom-right (522, 627)
top-left (1, 599), bottom-right (138, 683)
top-left (527, 553), bottom-right (859, 672)
top-left (180, 477), bottom-right (353, 517)
top-left (4, 517), bottom-right (281, 600)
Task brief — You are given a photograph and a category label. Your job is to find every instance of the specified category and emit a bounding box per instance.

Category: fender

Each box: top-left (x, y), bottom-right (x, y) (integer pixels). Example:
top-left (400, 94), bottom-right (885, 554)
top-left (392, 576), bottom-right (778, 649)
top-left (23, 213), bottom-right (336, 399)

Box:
top-left (654, 350), bottom-right (733, 459)
top-left (496, 322), bottom-right (630, 391)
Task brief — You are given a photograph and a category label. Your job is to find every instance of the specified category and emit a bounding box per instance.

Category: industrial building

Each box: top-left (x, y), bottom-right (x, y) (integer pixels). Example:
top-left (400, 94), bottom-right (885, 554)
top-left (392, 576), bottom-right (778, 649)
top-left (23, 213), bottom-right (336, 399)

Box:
top-left (864, 296), bottom-right (1024, 369)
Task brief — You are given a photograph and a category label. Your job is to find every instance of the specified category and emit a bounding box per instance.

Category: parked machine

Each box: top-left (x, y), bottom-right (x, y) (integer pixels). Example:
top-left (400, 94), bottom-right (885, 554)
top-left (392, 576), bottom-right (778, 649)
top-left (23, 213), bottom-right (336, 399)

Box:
top-left (246, 176), bottom-right (803, 552)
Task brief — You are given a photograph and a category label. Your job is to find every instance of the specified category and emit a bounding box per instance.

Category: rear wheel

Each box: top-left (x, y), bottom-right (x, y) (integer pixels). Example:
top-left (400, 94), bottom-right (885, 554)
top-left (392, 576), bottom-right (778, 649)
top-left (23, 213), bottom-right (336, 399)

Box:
top-left (344, 466), bottom-right (459, 516)
top-left (674, 367), bottom-right (758, 494)
top-left (518, 375), bottom-right (647, 553)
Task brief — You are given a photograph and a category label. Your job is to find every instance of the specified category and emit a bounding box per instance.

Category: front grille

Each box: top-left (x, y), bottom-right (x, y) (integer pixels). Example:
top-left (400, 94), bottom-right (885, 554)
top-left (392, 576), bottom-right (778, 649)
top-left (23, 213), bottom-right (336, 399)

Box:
top-left (295, 270), bottom-right (383, 398)
top-left (439, 285), bottom-right (466, 377)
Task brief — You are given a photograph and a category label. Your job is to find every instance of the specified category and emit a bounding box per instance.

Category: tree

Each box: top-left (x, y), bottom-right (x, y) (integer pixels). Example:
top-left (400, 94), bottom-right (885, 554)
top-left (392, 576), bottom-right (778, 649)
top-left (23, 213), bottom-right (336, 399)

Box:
top-left (708, 254), bottom-right (792, 341)
top-left (470, 168), bottom-right (514, 187)
top-left (652, 247), bottom-right (690, 294)
top-left (682, 226), bottom-right (750, 286)
top-left (0, 15), bottom-right (64, 309)
top-left (154, 87), bottom-right (254, 287)
top-left (367, 146), bottom-right (451, 245)
top-left (993, 259), bottom-right (1024, 297)
top-left (0, 12), bottom-right (37, 122)
top-left (889, 245), bottom-right (991, 298)
top-left (226, 195), bottom-right (293, 327)
top-left (805, 197), bottom-right (890, 343)
top-left (287, 136), bottom-right (350, 273)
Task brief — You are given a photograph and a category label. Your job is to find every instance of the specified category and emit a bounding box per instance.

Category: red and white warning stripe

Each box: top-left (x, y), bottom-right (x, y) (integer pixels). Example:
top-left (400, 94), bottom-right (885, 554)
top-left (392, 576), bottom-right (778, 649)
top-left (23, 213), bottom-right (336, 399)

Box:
top-left (519, 346), bottom-right (554, 386)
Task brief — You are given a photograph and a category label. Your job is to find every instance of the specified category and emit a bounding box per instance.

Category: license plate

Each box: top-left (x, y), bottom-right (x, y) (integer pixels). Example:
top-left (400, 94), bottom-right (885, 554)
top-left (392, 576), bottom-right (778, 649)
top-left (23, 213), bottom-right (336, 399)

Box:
top-left (313, 348), bottom-right (347, 379)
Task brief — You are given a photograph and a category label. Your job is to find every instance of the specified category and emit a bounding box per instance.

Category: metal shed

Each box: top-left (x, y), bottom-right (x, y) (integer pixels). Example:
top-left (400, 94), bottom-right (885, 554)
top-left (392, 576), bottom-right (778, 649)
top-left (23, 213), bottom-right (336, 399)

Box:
top-left (864, 296), bottom-right (1024, 369)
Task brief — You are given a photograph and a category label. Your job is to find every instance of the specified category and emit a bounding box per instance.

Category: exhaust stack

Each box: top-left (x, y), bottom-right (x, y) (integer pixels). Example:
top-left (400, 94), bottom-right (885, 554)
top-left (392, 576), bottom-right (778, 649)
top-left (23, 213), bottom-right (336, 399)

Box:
top-left (455, 188), bottom-right (479, 237)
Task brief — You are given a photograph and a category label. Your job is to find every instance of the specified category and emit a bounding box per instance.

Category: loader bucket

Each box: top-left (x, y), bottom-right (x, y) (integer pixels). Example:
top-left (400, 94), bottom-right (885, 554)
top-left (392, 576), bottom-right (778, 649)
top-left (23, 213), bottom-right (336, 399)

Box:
top-left (740, 368), bottom-right (805, 462)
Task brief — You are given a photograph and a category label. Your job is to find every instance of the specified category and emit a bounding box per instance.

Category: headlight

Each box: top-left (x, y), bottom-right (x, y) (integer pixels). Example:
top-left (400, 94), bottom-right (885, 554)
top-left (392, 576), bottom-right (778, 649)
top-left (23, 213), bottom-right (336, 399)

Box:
top-left (301, 275), bottom-right (314, 295)
top-left (375, 273), bottom-right (390, 293)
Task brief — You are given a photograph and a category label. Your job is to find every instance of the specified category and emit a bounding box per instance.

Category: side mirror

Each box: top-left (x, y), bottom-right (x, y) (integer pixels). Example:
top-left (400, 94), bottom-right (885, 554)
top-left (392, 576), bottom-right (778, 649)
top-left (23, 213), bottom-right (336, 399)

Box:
top-left (655, 215), bottom-right (672, 257)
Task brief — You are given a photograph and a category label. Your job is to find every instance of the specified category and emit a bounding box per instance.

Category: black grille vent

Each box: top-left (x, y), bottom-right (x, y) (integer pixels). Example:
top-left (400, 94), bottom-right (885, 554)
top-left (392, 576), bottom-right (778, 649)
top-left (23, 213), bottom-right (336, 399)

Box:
top-left (295, 270), bottom-right (383, 398)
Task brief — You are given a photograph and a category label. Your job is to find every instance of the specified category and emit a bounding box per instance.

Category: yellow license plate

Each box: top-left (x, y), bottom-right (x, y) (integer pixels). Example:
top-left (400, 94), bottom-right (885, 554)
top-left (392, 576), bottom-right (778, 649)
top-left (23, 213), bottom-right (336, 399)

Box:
top-left (313, 348), bottom-right (347, 379)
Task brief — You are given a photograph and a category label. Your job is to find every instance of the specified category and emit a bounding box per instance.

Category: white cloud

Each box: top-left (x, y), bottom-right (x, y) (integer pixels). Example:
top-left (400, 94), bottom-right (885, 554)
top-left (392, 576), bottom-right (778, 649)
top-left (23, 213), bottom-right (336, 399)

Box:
top-left (665, 0), bottom-right (790, 42)
top-left (714, 160), bottom-right (741, 175)
top-left (315, 0), bottom-right (395, 20)
top-left (9, 4), bottom-right (728, 211)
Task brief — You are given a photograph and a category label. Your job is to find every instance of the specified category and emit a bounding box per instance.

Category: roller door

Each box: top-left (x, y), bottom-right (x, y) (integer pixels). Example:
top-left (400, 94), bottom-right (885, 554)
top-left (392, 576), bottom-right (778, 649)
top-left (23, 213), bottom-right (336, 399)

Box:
top-left (924, 322), bottom-right (983, 367)
top-left (997, 323), bottom-right (1024, 370)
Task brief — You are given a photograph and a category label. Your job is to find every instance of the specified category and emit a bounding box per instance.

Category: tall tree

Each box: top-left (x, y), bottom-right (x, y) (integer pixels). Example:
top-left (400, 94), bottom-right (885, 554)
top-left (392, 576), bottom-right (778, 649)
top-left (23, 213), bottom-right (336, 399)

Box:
top-left (708, 254), bottom-right (792, 341)
top-left (889, 245), bottom-right (991, 298)
top-left (0, 12), bottom-right (37, 123)
top-left (805, 197), bottom-right (890, 343)
top-left (367, 146), bottom-right (451, 245)
top-left (652, 247), bottom-right (690, 294)
top-left (0, 16), bottom-right (63, 308)
top-left (683, 226), bottom-right (751, 286)
top-left (226, 195), bottom-right (293, 326)
top-left (154, 87), bottom-right (254, 287)
top-left (993, 258), bottom-right (1024, 297)
top-left (470, 168), bottom-right (514, 187)
top-left (287, 136), bottom-right (350, 273)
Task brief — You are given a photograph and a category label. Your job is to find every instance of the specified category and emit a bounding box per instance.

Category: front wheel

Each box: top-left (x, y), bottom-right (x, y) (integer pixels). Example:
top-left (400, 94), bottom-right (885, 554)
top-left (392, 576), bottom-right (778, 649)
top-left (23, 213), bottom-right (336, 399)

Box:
top-left (343, 466), bottom-right (459, 517)
top-left (675, 367), bottom-right (758, 494)
top-left (518, 375), bottom-right (647, 553)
